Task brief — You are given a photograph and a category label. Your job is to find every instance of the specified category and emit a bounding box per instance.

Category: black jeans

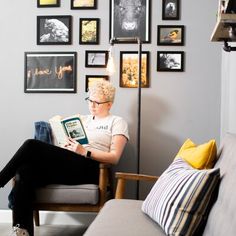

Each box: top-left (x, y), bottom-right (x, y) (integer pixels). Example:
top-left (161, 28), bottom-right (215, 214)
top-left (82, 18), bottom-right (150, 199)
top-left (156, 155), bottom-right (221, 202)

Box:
top-left (0, 139), bottom-right (99, 236)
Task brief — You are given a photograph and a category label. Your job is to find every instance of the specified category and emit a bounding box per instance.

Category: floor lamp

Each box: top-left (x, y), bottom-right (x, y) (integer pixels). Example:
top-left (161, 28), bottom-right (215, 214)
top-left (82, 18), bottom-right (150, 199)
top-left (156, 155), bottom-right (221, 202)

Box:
top-left (108, 37), bottom-right (142, 199)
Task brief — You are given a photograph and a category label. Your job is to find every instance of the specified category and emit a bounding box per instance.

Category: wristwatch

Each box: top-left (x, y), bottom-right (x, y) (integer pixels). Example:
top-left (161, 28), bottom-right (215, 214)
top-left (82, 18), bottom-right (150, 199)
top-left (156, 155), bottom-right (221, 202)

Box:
top-left (86, 150), bottom-right (92, 159)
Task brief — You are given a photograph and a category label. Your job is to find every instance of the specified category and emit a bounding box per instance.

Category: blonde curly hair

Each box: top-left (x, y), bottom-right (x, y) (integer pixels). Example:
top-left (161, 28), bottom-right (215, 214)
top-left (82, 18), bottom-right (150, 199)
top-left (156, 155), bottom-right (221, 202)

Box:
top-left (88, 80), bottom-right (116, 102)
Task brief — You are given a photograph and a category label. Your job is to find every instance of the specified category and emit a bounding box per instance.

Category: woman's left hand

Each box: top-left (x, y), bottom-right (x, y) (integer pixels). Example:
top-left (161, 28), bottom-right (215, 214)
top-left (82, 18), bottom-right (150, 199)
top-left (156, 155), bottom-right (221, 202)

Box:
top-left (63, 137), bottom-right (87, 156)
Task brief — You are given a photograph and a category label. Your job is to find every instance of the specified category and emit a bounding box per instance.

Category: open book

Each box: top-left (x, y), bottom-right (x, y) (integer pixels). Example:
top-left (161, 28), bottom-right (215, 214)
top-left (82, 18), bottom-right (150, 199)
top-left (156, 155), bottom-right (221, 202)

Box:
top-left (49, 115), bottom-right (88, 146)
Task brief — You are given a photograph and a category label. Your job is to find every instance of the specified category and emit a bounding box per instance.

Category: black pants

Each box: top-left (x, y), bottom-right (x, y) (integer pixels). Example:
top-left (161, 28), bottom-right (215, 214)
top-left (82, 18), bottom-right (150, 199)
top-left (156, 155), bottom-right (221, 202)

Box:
top-left (0, 139), bottom-right (99, 236)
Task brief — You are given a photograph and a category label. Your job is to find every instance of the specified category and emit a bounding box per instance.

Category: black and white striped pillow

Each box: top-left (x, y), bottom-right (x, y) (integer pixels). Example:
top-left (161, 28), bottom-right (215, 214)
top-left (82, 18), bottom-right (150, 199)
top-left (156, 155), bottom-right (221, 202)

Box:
top-left (142, 158), bottom-right (220, 236)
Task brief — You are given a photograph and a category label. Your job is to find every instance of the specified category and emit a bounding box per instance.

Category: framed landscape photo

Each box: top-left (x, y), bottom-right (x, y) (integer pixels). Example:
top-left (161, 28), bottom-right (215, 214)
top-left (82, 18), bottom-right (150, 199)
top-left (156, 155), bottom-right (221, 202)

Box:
top-left (71, 0), bottom-right (97, 9)
top-left (24, 52), bottom-right (77, 93)
top-left (85, 50), bottom-right (109, 68)
top-left (157, 51), bottom-right (184, 72)
top-left (37, 15), bottom-right (72, 45)
top-left (109, 0), bottom-right (151, 43)
top-left (37, 0), bottom-right (60, 8)
top-left (85, 75), bottom-right (109, 92)
top-left (162, 0), bottom-right (180, 20)
top-left (79, 18), bottom-right (99, 44)
top-left (120, 51), bottom-right (150, 88)
top-left (157, 25), bottom-right (184, 46)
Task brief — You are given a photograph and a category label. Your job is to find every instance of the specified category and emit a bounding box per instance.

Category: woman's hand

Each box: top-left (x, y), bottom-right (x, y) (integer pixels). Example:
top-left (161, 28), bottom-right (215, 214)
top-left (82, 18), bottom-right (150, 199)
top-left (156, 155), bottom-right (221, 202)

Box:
top-left (63, 137), bottom-right (87, 157)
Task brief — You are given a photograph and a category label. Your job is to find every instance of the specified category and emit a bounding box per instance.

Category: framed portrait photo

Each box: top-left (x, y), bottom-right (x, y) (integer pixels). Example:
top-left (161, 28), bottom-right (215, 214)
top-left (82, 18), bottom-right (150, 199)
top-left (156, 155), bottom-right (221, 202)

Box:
top-left (162, 0), bottom-right (180, 20)
top-left (24, 52), bottom-right (77, 93)
top-left (71, 0), bottom-right (97, 9)
top-left (85, 50), bottom-right (109, 68)
top-left (157, 51), bottom-right (184, 72)
top-left (37, 0), bottom-right (60, 8)
top-left (109, 0), bottom-right (151, 43)
top-left (85, 75), bottom-right (109, 92)
top-left (79, 18), bottom-right (99, 44)
top-left (157, 25), bottom-right (184, 46)
top-left (37, 15), bottom-right (72, 45)
top-left (120, 51), bottom-right (150, 88)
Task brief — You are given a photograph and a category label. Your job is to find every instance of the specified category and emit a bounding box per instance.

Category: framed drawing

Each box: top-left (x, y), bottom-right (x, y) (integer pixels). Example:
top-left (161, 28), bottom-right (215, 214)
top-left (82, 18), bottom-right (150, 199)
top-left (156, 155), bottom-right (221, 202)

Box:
top-left (71, 0), bottom-right (97, 9)
top-left (37, 0), bottom-right (60, 8)
top-left (79, 18), bottom-right (99, 44)
top-left (120, 51), bottom-right (149, 88)
top-left (37, 15), bottom-right (72, 45)
top-left (157, 51), bottom-right (184, 72)
top-left (109, 0), bottom-right (151, 43)
top-left (157, 25), bottom-right (184, 46)
top-left (85, 75), bottom-right (109, 92)
top-left (24, 52), bottom-right (77, 93)
top-left (162, 0), bottom-right (180, 20)
top-left (85, 50), bottom-right (109, 68)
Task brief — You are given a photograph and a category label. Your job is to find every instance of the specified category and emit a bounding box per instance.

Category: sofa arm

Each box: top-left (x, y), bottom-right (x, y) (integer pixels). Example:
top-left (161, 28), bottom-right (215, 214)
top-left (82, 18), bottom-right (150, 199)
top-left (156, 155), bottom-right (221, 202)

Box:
top-left (115, 172), bottom-right (159, 199)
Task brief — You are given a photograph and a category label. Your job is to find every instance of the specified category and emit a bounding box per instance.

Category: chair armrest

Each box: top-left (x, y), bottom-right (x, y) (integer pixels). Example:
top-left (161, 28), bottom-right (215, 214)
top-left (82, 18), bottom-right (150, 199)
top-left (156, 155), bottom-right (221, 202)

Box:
top-left (115, 172), bottom-right (159, 199)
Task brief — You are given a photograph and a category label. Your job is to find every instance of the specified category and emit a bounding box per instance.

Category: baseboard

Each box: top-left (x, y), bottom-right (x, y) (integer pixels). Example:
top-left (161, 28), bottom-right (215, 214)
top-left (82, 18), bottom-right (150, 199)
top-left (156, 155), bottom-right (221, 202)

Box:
top-left (0, 210), bottom-right (97, 226)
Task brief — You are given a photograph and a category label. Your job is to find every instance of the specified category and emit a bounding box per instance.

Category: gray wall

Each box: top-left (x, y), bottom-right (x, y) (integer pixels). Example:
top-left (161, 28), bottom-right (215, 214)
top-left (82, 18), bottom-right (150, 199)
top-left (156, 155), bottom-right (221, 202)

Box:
top-left (0, 0), bottom-right (221, 208)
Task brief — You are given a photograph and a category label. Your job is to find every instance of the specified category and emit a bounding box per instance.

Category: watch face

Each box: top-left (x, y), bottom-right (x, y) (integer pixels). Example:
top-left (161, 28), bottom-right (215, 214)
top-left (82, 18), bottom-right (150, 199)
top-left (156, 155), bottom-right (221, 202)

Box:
top-left (87, 151), bottom-right (92, 158)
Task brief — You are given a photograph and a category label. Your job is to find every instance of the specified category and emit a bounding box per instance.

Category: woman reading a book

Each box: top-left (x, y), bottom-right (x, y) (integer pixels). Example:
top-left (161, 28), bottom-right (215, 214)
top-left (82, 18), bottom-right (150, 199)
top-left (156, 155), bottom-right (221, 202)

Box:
top-left (0, 80), bottom-right (129, 236)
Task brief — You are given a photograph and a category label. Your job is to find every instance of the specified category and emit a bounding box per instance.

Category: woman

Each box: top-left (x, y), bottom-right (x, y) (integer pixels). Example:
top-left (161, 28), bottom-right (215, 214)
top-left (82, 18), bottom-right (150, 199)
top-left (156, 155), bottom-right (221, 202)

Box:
top-left (0, 81), bottom-right (129, 236)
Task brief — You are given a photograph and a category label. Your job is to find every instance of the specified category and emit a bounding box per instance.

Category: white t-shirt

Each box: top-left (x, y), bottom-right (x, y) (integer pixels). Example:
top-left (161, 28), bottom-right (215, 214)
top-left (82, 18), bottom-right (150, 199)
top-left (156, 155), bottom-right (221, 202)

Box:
top-left (81, 115), bottom-right (129, 152)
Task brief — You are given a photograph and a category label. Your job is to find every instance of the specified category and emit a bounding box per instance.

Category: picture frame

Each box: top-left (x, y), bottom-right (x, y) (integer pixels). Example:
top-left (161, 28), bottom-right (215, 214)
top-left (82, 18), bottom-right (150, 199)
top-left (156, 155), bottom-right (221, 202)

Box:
top-left (79, 18), bottom-right (99, 45)
top-left (24, 52), bottom-right (77, 93)
top-left (37, 0), bottom-right (60, 8)
top-left (157, 25), bottom-right (184, 46)
top-left (85, 50), bottom-right (109, 68)
top-left (162, 0), bottom-right (180, 20)
top-left (71, 0), bottom-right (97, 9)
top-left (109, 0), bottom-right (151, 43)
top-left (120, 51), bottom-right (150, 88)
top-left (157, 51), bottom-right (184, 72)
top-left (85, 75), bottom-right (109, 92)
top-left (37, 15), bottom-right (72, 45)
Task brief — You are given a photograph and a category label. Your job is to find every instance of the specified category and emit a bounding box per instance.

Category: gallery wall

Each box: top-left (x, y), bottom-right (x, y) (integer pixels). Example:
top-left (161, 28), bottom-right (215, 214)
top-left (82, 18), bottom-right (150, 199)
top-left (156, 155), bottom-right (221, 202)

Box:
top-left (0, 0), bottom-right (221, 209)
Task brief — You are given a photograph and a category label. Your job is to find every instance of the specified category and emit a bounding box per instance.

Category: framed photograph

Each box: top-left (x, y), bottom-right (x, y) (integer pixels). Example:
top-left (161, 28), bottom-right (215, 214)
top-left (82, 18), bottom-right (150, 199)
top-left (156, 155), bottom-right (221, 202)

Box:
top-left (120, 51), bottom-right (149, 88)
top-left (157, 51), bottom-right (184, 72)
top-left (71, 0), bottom-right (97, 9)
top-left (157, 25), bottom-right (184, 46)
top-left (85, 50), bottom-right (109, 68)
top-left (24, 52), bottom-right (77, 93)
top-left (109, 0), bottom-right (151, 43)
top-left (162, 0), bottom-right (180, 20)
top-left (79, 18), bottom-right (99, 44)
top-left (85, 75), bottom-right (109, 92)
top-left (37, 0), bottom-right (60, 7)
top-left (37, 15), bottom-right (72, 45)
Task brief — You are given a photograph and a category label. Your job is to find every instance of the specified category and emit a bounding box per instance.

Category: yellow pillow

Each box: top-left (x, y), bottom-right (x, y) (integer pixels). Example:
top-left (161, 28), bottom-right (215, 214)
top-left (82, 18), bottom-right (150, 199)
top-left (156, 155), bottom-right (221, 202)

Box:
top-left (176, 139), bottom-right (217, 169)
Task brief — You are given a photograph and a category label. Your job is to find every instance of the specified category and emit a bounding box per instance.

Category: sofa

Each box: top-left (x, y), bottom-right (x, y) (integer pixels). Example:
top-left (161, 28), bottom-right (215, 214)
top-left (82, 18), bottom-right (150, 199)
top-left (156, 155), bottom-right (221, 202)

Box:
top-left (84, 132), bottom-right (236, 236)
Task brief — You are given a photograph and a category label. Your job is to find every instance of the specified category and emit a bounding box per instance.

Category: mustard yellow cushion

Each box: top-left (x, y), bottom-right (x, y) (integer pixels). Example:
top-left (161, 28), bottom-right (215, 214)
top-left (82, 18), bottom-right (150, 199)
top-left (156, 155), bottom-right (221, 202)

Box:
top-left (176, 139), bottom-right (217, 169)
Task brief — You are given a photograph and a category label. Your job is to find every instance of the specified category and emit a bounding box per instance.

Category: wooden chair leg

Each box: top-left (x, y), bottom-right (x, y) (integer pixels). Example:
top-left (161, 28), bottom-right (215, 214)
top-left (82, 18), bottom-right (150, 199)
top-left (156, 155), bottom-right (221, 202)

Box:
top-left (33, 210), bottom-right (40, 226)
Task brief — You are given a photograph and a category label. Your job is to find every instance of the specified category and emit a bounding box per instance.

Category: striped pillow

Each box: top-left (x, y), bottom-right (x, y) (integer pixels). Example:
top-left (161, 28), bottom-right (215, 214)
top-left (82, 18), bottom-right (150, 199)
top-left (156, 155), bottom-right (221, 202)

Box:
top-left (142, 158), bottom-right (220, 236)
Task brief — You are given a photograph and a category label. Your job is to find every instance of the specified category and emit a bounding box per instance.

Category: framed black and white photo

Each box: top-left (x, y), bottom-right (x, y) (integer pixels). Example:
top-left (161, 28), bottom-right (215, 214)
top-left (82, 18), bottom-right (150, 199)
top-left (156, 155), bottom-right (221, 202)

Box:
top-left (71, 0), bottom-right (97, 9)
top-left (85, 75), bottom-right (109, 92)
top-left (24, 52), bottom-right (77, 93)
top-left (157, 25), bottom-right (184, 46)
top-left (37, 15), bottom-right (72, 45)
top-left (109, 0), bottom-right (151, 43)
top-left (85, 50), bottom-right (109, 68)
top-left (157, 51), bottom-right (184, 72)
top-left (37, 0), bottom-right (60, 8)
top-left (162, 0), bottom-right (180, 20)
top-left (79, 18), bottom-right (99, 44)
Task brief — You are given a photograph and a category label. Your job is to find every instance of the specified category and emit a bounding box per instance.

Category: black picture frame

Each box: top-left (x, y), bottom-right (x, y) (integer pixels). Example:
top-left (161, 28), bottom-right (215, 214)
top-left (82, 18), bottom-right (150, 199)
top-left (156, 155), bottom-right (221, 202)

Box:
top-left (109, 0), bottom-right (151, 43)
top-left (162, 0), bottom-right (180, 20)
top-left (37, 15), bottom-right (72, 45)
top-left (120, 51), bottom-right (150, 88)
top-left (24, 52), bottom-right (77, 93)
top-left (37, 0), bottom-right (60, 8)
top-left (79, 18), bottom-right (100, 45)
top-left (157, 25), bottom-right (184, 46)
top-left (85, 50), bottom-right (109, 68)
top-left (71, 0), bottom-right (97, 9)
top-left (157, 51), bottom-right (184, 72)
top-left (85, 75), bottom-right (109, 92)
